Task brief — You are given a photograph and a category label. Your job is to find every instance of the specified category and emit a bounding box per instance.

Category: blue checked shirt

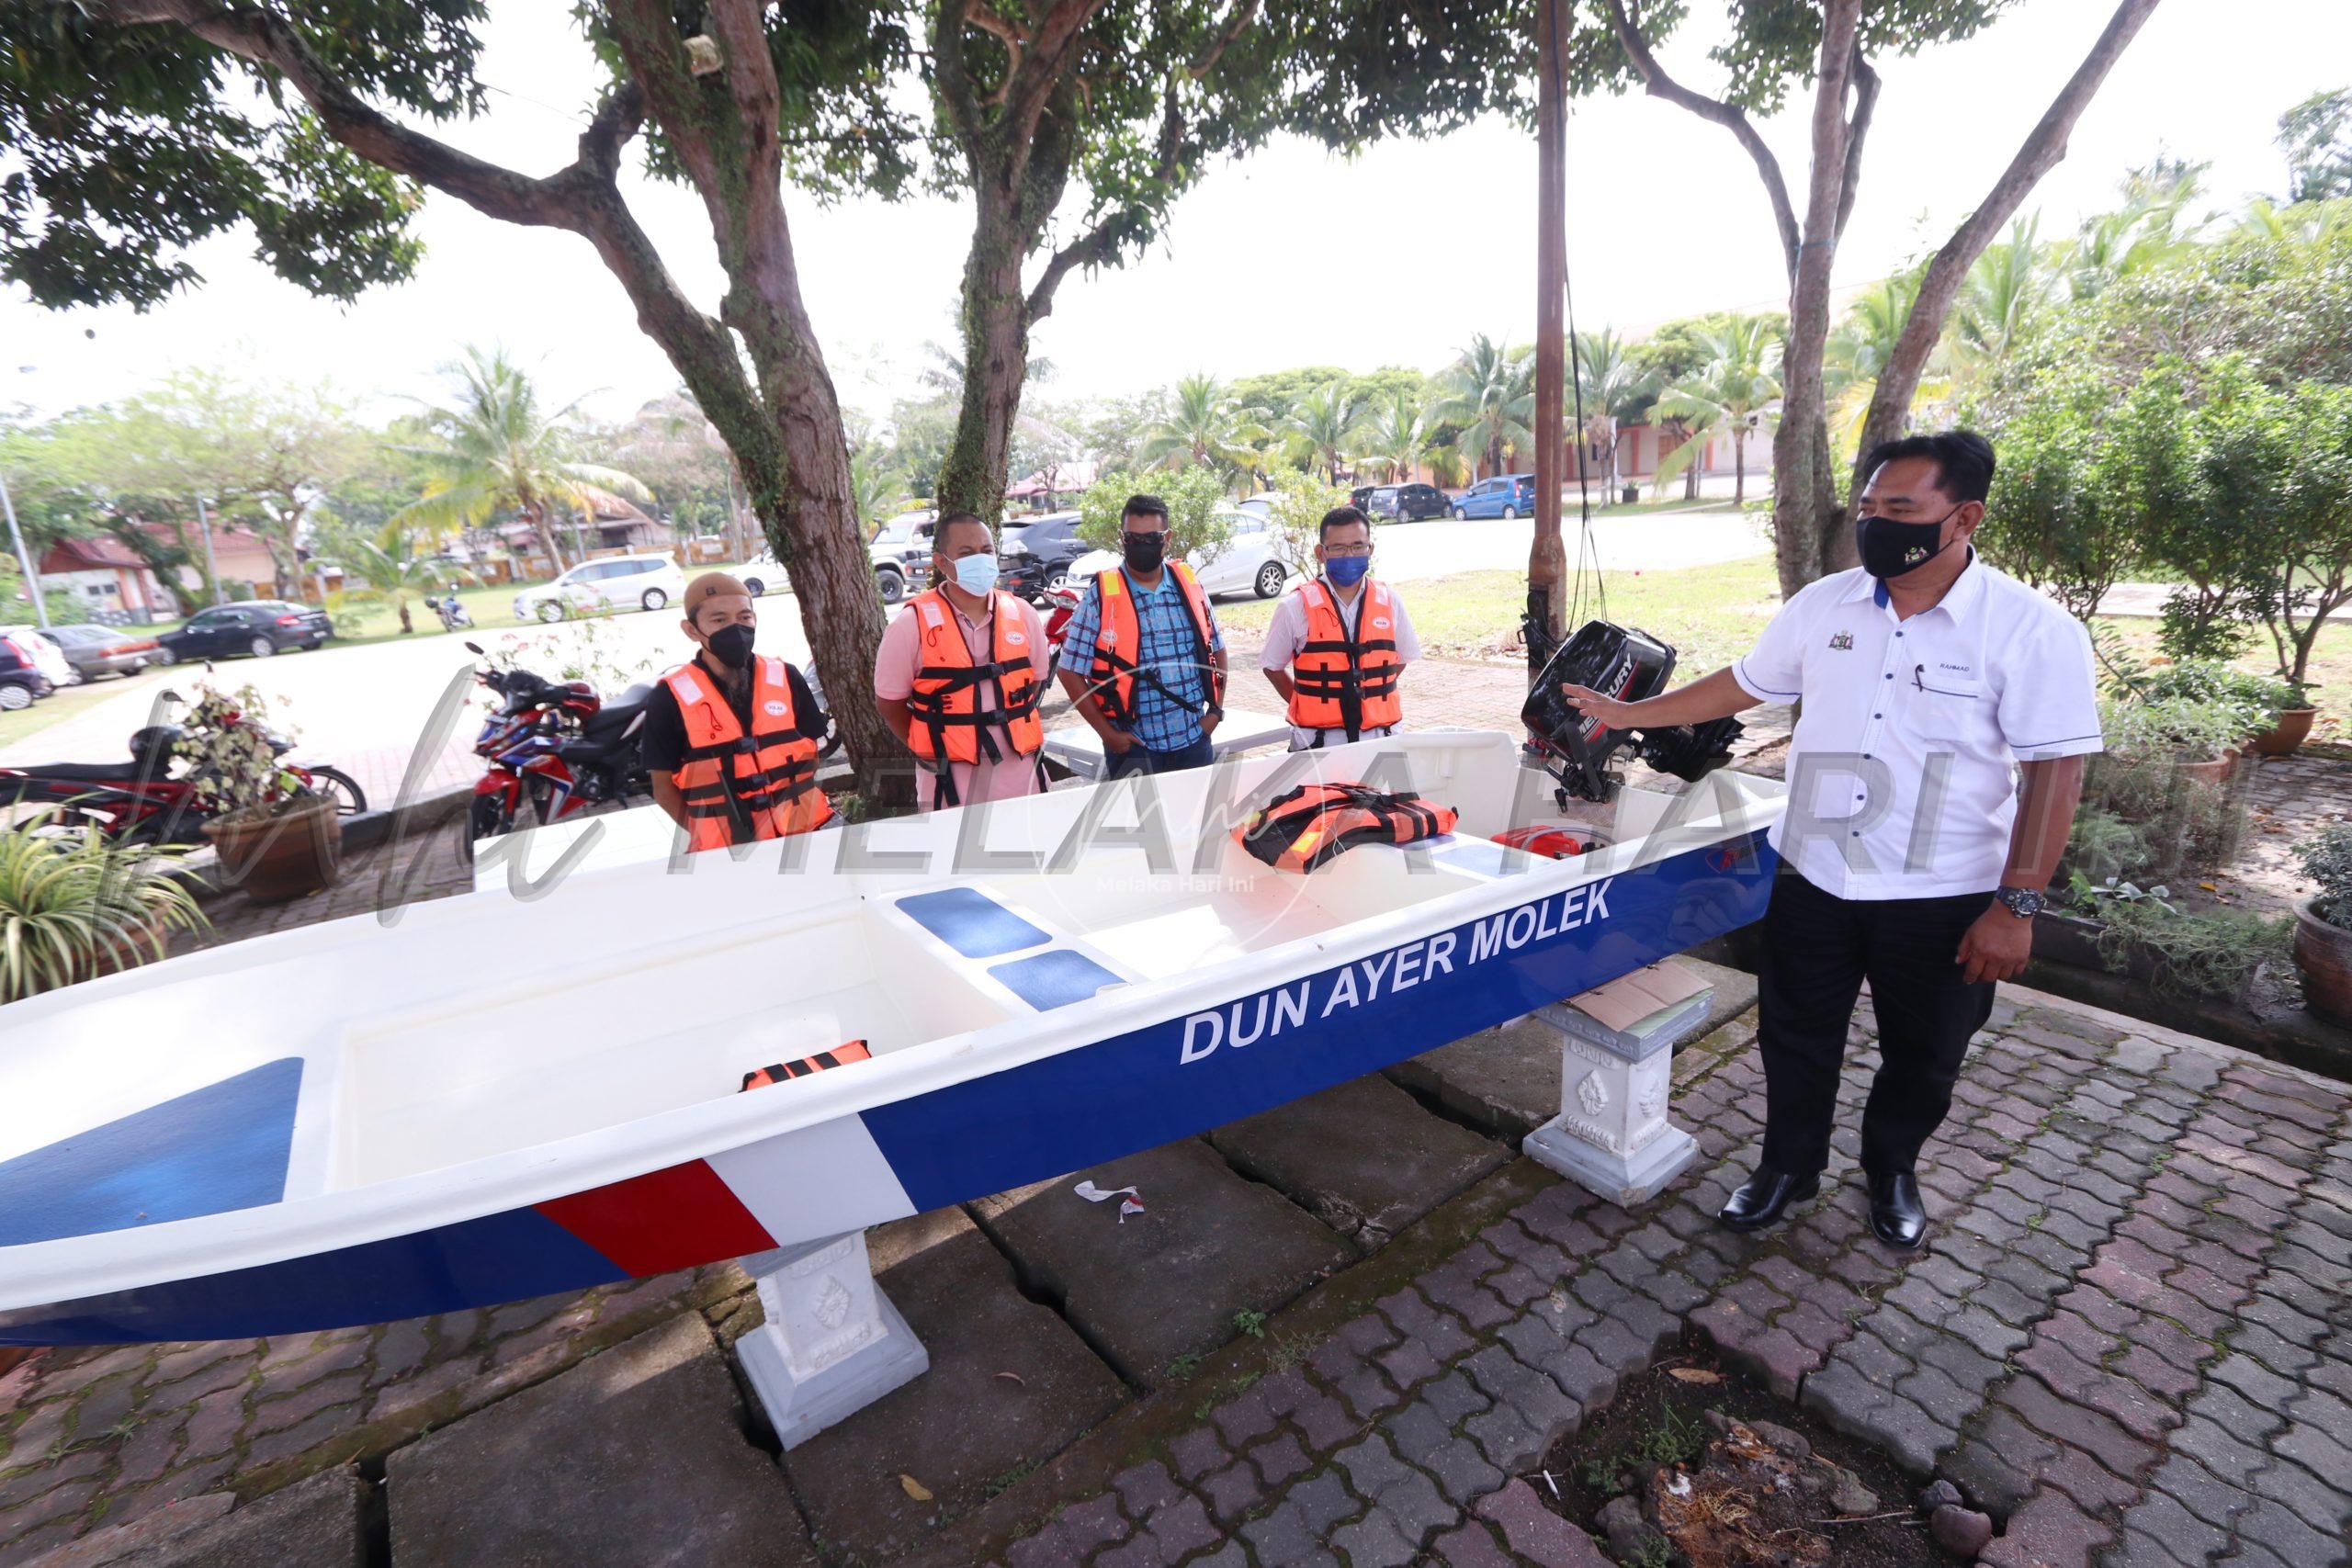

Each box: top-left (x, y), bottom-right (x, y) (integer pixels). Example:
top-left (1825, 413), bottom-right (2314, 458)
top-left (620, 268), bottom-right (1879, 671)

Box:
top-left (1060, 568), bottom-right (1227, 752)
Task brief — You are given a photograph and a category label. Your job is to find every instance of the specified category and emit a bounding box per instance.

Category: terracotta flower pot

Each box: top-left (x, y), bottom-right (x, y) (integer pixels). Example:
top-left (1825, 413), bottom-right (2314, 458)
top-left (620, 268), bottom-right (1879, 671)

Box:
top-left (2177, 755), bottom-right (2233, 787)
top-left (2246, 708), bottom-right (2318, 758)
top-left (2295, 898), bottom-right (2352, 1028)
top-left (202, 797), bottom-right (342, 905)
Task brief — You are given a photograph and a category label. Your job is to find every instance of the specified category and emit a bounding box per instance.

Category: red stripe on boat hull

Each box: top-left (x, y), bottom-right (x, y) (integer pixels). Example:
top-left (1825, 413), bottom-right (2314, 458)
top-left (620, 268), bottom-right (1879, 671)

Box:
top-left (534, 1159), bottom-right (774, 1276)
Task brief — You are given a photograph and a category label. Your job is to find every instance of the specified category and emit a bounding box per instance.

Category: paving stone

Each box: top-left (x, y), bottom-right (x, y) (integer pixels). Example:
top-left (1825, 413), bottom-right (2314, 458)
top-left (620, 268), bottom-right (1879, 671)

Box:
top-left (785, 1209), bottom-right (1126, 1563)
top-left (386, 1316), bottom-right (811, 1567)
top-left (1206, 1075), bottom-right (1508, 1246)
top-left (1472, 1479), bottom-right (1611, 1566)
top-left (42, 1468), bottom-right (364, 1568)
top-left (969, 1139), bottom-right (1351, 1387)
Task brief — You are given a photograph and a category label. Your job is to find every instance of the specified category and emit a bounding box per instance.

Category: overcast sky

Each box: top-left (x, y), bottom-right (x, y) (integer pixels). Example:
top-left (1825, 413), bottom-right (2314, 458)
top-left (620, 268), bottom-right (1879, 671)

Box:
top-left (5, 0), bottom-right (2346, 429)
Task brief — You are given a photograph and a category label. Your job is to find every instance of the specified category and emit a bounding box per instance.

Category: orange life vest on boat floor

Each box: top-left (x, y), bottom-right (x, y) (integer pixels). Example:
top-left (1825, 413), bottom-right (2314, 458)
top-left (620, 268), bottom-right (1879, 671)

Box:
top-left (663, 655), bottom-right (833, 852)
top-left (741, 1040), bottom-right (871, 1090)
top-left (901, 589), bottom-right (1043, 807)
top-left (1287, 579), bottom-right (1403, 740)
top-left (1086, 564), bottom-right (1224, 727)
top-left (1234, 782), bottom-right (1457, 874)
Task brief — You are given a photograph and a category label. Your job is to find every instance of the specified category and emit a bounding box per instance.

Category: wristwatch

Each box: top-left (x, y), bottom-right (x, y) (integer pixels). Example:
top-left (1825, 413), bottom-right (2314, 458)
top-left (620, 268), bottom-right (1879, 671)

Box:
top-left (1993, 886), bottom-right (2046, 919)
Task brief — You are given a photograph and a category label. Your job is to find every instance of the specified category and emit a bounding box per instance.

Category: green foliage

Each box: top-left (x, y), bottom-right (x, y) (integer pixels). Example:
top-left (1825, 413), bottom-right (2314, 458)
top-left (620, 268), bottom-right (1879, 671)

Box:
top-left (2134, 661), bottom-right (2295, 730)
top-left (2081, 893), bottom-right (2293, 1003)
top-left (2298, 824), bottom-right (2352, 929)
top-left (2097, 694), bottom-right (2245, 765)
top-left (1430, 334), bottom-right (1532, 479)
top-left (1231, 1309), bottom-right (1268, 1339)
top-left (1075, 467), bottom-right (1232, 563)
top-left (1259, 468), bottom-right (1353, 578)
top-left (2279, 87), bottom-right (2352, 204)
top-left (1650, 315), bottom-right (1781, 495)
top-left (0, 810), bottom-right (208, 1002)
top-left (1284, 380), bottom-right (1369, 484)
top-left (1137, 376), bottom-right (1266, 482)
top-left (173, 682), bottom-right (305, 822)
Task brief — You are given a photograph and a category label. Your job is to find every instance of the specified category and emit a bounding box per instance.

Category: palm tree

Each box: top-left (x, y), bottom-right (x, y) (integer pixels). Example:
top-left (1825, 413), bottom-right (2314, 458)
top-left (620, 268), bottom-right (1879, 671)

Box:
top-left (1652, 316), bottom-right (1783, 503)
top-left (1287, 380), bottom-right (1368, 485)
top-left (1948, 215), bottom-right (2060, 383)
top-left (1430, 334), bottom-right (1533, 480)
top-left (1823, 270), bottom-right (1936, 455)
top-left (850, 451), bottom-right (906, 530)
top-left (328, 521), bottom-right (461, 635)
top-left (2067, 163), bottom-right (2205, 301)
top-left (1569, 327), bottom-right (1654, 493)
top-left (396, 346), bottom-right (652, 572)
top-left (1360, 388), bottom-right (1432, 483)
top-left (1139, 374), bottom-right (1256, 473)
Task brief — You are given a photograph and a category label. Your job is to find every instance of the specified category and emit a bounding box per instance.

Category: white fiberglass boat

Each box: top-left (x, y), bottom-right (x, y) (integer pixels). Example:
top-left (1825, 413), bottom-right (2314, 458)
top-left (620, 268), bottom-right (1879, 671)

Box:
top-left (0, 732), bottom-right (1783, 1345)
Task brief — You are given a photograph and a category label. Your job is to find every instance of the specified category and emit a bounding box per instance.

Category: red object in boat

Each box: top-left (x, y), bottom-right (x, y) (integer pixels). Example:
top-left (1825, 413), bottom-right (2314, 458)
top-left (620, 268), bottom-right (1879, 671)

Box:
top-left (1494, 825), bottom-right (1597, 859)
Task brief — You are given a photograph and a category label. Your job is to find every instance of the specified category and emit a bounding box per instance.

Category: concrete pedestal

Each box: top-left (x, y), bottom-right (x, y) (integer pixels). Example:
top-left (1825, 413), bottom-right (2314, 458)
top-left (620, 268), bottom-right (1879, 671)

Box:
top-left (1520, 995), bottom-right (1707, 1208)
top-left (735, 1232), bottom-right (929, 1450)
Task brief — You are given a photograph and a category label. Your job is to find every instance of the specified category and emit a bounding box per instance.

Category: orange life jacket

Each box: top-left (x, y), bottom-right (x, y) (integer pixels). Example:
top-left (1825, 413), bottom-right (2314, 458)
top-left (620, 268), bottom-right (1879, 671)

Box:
top-left (1287, 578), bottom-right (1403, 739)
top-left (662, 655), bottom-right (833, 852)
top-left (1234, 782), bottom-right (1458, 874)
top-left (1086, 564), bottom-right (1225, 728)
top-left (741, 1040), bottom-right (872, 1091)
top-left (901, 589), bottom-right (1043, 807)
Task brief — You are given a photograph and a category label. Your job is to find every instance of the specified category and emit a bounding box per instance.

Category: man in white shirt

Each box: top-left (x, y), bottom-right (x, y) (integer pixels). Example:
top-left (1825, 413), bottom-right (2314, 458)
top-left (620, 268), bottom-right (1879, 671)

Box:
top-left (1561, 431), bottom-right (2098, 1249)
top-left (1261, 507), bottom-right (1422, 750)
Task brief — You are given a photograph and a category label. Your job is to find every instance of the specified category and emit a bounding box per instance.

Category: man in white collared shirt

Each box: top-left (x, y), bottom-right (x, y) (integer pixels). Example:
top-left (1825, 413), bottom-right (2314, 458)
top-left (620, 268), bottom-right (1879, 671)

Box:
top-left (1562, 431), bottom-right (2099, 1250)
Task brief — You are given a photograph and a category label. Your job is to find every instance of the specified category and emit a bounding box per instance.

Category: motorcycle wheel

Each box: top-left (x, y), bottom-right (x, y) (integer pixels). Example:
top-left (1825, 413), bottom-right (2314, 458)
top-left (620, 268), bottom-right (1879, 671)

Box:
top-left (468, 794), bottom-right (509, 840)
top-left (303, 766), bottom-right (368, 815)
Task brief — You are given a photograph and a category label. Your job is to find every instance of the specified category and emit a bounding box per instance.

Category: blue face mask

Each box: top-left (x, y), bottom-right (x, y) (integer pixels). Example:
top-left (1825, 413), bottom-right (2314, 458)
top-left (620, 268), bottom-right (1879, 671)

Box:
top-left (949, 554), bottom-right (1000, 595)
top-left (1325, 555), bottom-right (1371, 588)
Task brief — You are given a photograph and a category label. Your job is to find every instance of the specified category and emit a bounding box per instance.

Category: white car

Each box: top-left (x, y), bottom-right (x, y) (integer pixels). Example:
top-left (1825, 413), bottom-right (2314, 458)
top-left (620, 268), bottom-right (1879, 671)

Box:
top-left (0, 625), bottom-right (76, 688)
top-left (512, 553), bottom-right (687, 624)
top-left (740, 549), bottom-right (790, 598)
top-left (1065, 508), bottom-right (1290, 602)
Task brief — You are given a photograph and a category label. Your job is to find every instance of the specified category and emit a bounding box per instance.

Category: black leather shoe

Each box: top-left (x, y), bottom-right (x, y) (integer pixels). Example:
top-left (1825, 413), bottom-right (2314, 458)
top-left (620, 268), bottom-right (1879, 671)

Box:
top-left (1869, 1172), bottom-right (1929, 1249)
top-left (1717, 1168), bottom-right (1821, 1232)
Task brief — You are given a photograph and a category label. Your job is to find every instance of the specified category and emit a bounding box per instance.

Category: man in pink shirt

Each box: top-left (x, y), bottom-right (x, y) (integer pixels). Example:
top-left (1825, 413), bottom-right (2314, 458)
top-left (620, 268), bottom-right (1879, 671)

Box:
top-left (876, 513), bottom-right (1052, 808)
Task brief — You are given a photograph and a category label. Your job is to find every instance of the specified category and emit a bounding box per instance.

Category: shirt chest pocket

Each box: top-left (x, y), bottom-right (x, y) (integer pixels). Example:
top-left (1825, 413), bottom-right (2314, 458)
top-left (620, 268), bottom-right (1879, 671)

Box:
top-left (1909, 667), bottom-right (1986, 742)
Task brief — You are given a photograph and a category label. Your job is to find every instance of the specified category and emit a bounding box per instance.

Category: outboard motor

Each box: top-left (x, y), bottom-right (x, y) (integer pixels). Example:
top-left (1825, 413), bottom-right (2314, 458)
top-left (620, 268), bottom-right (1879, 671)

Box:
top-left (1520, 618), bottom-right (1742, 805)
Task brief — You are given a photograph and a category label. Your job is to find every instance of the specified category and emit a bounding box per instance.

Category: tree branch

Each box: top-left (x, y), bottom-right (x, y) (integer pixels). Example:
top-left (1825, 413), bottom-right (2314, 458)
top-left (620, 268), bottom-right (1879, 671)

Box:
top-left (1190, 0), bottom-right (1262, 78)
top-left (1600, 0), bottom-right (1800, 282)
top-left (1025, 75), bottom-right (1187, 320)
top-left (932, 0), bottom-right (986, 143)
top-left (1853, 0), bottom-right (2165, 484)
top-left (85, 0), bottom-right (576, 231)
top-left (1005, 0), bottom-right (1106, 152)
top-left (1837, 50), bottom-right (1878, 242)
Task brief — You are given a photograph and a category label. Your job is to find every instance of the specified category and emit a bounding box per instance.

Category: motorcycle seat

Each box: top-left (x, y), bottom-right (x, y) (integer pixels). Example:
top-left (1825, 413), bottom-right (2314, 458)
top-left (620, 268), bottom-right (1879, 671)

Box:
top-left (13, 761), bottom-right (149, 783)
top-left (580, 687), bottom-right (653, 741)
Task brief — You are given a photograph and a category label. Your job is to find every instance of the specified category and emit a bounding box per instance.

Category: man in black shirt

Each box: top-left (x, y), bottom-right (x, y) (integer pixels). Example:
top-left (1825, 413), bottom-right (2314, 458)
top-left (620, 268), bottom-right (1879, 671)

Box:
top-left (639, 572), bottom-right (827, 839)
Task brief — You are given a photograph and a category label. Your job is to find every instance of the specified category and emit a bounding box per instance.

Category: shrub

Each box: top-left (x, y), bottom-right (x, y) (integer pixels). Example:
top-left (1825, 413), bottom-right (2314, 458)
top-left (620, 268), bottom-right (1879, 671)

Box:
top-left (2300, 824), bottom-right (2352, 930)
top-left (1256, 467), bottom-right (1353, 579)
top-left (0, 813), bottom-right (209, 1001)
top-left (1075, 467), bottom-right (1234, 564)
top-left (2082, 893), bottom-right (2293, 1003)
top-left (2132, 660), bottom-right (2295, 734)
top-left (2096, 694), bottom-right (2246, 764)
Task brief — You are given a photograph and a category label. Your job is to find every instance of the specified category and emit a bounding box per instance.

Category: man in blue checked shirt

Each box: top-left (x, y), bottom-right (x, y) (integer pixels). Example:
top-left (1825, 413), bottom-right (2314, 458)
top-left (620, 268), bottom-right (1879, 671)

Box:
top-left (1057, 493), bottom-right (1230, 776)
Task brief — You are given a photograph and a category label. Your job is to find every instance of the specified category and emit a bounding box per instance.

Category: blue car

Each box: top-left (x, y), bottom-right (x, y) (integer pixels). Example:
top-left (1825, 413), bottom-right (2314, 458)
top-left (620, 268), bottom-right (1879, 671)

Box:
top-left (1449, 474), bottom-right (1537, 520)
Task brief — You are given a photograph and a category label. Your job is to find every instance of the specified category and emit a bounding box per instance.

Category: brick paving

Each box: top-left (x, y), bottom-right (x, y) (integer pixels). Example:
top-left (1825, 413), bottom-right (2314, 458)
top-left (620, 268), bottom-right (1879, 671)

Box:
top-left (910, 994), bottom-right (2352, 1568)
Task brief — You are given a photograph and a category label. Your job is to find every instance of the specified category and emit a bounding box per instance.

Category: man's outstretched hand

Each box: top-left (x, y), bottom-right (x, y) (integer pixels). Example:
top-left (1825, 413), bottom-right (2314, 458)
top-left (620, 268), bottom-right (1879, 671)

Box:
top-left (1558, 682), bottom-right (1639, 729)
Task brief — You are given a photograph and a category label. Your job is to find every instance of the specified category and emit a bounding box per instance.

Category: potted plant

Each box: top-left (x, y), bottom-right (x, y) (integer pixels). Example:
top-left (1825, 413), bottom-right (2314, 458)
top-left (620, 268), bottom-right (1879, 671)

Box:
top-left (175, 682), bottom-right (344, 904)
top-left (2248, 676), bottom-right (2320, 758)
top-left (0, 812), bottom-right (209, 1001)
top-left (2295, 824), bottom-right (2352, 1027)
top-left (2096, 694), bottom-right (2247, 786)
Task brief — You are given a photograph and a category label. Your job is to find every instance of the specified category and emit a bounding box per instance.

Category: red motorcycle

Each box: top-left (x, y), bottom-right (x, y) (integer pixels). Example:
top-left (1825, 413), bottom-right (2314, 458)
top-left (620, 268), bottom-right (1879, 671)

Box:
top-left (465, 643), bottom-right (654, 839)
top-left (0, 710), bottom-right (366, 845)
top-left (1040, 584), bottom-right (1081, 677)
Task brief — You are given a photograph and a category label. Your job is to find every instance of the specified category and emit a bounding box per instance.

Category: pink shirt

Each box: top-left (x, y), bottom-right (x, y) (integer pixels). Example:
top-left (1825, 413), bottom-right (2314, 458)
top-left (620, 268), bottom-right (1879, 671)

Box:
top-left (875, 591), bottom-right (1051, 808)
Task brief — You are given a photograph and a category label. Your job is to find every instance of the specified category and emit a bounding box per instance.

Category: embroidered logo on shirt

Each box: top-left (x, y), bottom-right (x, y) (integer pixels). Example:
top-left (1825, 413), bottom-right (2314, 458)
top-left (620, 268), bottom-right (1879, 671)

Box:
top-left (1826, 630), bottom-right (1855, 651)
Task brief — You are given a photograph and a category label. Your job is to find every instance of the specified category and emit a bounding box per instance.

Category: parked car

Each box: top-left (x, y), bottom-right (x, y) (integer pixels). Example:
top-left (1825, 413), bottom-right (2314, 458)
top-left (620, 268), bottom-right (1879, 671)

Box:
top-left (153, 601), bottom-right (333, 664)
top-left (0, 634), bottom-right (55, 711)
top-left (41, 624), bottom-right (159, 682)
top-left (0, 626), bottom-right (75, 689)
top-left (996, 512), bottom-right (1090, 600)
top-left (513, 553), bottom-right (687, 623)
top-left (870, 510), bottom-right (937, 605)
top-left (1450, 474), bottom-right (1537, 520)
top-left (741, 548), bottom-right (790, 598)
top-left (1065, 507), bottom-right (1290, 602)
top-left (1363, 483), bottom-right (1451, 524)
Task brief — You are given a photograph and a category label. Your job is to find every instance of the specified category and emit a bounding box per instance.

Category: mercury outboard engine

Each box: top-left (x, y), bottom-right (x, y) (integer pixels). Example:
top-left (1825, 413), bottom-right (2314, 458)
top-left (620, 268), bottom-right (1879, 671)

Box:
top-left (1520, 614), bottom-right (1743, 805)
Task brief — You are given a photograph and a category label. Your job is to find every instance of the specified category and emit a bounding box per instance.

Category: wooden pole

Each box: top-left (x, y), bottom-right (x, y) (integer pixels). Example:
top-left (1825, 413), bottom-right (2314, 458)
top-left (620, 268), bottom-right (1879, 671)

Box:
top-left (1528, 0), bottom-right (1569, 669)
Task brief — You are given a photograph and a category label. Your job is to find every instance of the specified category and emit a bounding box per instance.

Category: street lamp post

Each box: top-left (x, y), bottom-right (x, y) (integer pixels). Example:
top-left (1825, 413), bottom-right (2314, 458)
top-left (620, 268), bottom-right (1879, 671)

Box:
top-left (0, 468), bottom-right (51, 632)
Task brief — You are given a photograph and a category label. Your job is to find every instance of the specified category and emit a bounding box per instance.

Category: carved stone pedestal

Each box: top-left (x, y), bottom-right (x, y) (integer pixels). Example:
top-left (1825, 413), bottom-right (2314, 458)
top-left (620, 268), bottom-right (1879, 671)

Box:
top-left (1520, 994), bottom-right (1707, 1208)
top-left (734, 1233), bottom-right (928, 1450)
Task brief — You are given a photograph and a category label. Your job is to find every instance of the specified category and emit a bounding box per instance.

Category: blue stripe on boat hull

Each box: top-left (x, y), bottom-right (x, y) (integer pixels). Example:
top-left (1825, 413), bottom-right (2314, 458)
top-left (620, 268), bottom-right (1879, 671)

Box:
top-left (0, 834), bottom-right (1770, 1345)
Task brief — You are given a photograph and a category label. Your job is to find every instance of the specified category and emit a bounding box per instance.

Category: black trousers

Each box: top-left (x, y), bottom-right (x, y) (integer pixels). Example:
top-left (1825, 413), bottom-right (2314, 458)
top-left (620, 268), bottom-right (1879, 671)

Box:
top-left (1756, 870), bottom-right (1997, 1179)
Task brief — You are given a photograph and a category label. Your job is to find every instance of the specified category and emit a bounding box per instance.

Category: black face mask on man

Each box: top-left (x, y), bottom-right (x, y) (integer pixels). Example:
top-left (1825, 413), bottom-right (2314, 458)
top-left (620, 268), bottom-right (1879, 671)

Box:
top-left (1122, 530), bottom-right (1167, 572)
top-left (1854, 503), bottom-right (1967, 580)
top-left (704, 623), bottom-right (758, 670)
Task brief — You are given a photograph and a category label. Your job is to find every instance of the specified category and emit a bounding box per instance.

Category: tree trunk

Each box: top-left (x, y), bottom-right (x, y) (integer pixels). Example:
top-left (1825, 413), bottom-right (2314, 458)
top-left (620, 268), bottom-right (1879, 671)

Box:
top-left (936, 188), bottom-right (1031, 523)
top-left (1734, 433), bottom-right (1746, 503)
top-left (522, 501), bottom-right (565, 579)
top-left (398, 598), bottom-right (413, 635)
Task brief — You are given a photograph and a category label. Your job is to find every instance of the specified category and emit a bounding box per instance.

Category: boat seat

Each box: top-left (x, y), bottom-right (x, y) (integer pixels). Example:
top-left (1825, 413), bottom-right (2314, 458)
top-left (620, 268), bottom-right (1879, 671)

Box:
top-left (0, 1059), bottom-right (304, 1247)
top-left (889, 886), bottom-right (1130, 1012)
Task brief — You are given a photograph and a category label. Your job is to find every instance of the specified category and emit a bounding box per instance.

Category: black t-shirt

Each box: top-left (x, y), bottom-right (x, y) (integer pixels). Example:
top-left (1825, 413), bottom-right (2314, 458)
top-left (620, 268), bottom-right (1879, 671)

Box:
top-left (639, 660), bottom-right (824, 774)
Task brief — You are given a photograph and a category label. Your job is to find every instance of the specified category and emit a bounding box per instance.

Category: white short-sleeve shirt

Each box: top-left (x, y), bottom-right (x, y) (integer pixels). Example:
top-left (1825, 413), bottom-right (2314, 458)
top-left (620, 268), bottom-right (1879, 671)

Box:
top-left (1732, 554), bottom-right (2102, 901)
top-left (1261, 578), bottom-right (1422, 749)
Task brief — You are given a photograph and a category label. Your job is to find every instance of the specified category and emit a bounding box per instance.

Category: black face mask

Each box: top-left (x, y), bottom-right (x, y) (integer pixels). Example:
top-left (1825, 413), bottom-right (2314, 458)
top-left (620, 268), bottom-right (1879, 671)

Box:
top-left (1122, 530), bottom-right (1167, 572)
top-left (704, 623), bottom-right (757, 670)
top-left (1855, 504), bottom-right (1965, 580)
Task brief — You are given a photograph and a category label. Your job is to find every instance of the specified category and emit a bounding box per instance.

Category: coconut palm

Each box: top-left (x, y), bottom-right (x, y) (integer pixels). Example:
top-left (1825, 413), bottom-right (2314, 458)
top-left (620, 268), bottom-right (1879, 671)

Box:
top-left (329, 520), bottom-right (464, 635)
top-left (1823, 270), bottom-right (1941, 455)
top-left (1430, 335), bottom-right (1533, 480)
top-left (1653, 316), bottom-right (1783, 503)
top-left (851, 450), bottom-right (907, 528)
top-left (1569, 327), bottom-right (1655, 493)
top-left (2067, 163), bottom-right (2205, 301)
top-left (1138, 374), bottom-right (1259, 474)
top-left (1286, 380), bottom-right (1369, 485)
top-left (1947, 216), bottom-right (2061, 383)
top-left (396, 346), bottom-right (652, 571)
top-left (1360, 389), bottom-right (1432, 483)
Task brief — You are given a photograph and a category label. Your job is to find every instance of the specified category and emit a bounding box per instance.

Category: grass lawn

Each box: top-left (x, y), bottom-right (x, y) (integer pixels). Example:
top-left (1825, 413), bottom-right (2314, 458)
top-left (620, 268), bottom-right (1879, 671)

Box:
top-left (2096, 617), bottom-right (2352, 743)
top-left (317, 562), bottom-right (782, 647)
